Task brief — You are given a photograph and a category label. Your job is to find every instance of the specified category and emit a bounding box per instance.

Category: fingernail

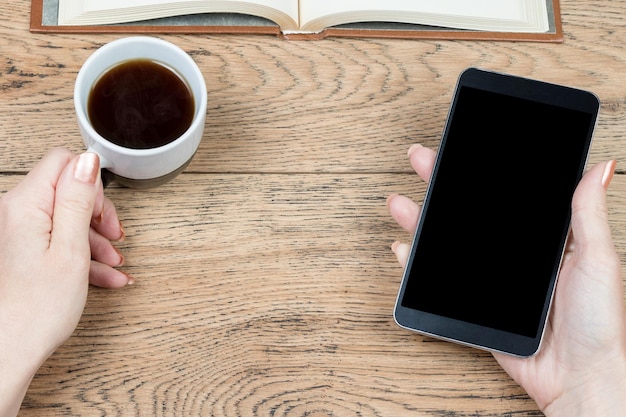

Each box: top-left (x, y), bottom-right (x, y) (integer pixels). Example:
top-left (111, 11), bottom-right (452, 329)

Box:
top-left (92, 211), bottom-right (104, 225)
top-left (74, 153), bottom-right (100, 184)
top-left (386, 194), bottom-right (398, 209)
top-left (113, 247), bottom-right (125, 267)
top-left (126, 274), bottom-right (135, 286)
top-left (601, 160), bottom-right (617, 189)
top-left (407, 144), bottom-right (423, 157)
top-left (93, 198), bottom-right (105, 224)
top-left (118, 221), bottom-right (126, 242)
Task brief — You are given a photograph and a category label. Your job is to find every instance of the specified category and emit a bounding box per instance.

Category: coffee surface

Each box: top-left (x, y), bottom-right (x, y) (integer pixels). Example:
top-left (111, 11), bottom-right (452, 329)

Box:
top-left (88, 59), bottom-right (195, 149)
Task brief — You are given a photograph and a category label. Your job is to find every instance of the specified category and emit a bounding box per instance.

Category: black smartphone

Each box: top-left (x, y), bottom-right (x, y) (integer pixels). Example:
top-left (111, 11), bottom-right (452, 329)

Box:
top-left (393, 67), bottom-right (600, 357)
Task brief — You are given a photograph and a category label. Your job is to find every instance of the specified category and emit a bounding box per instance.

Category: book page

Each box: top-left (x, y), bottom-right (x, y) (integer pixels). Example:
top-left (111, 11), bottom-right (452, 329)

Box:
top-left (297, 0), bottom-right (549, 33)
top-left (58, 0), bottom-right (300, 30)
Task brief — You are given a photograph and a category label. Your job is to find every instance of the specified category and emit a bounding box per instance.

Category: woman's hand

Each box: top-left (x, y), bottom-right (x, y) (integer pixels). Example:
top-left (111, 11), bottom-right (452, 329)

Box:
top-left (0, 149), bottom-right (131, 417)
top-left (387, 144), bottom-right (626, 416)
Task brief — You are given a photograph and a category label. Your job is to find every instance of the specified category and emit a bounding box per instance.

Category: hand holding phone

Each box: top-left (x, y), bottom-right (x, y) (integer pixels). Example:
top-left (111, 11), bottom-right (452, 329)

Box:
top-left (393, 67), bottom-right (600, 357)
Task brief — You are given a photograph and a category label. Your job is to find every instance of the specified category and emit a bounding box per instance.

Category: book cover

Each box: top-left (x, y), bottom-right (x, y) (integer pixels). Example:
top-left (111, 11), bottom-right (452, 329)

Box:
top-left (30, 0), bottom-right (563, 43)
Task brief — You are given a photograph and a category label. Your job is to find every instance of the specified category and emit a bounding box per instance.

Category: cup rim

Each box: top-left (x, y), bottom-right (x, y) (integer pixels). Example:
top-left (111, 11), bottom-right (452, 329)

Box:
top-left (74, 36), bottom-right (208, 157)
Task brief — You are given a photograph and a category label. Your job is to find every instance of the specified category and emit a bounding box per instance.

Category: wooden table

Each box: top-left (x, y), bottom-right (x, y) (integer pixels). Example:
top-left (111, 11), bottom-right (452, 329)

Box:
top-left (2, 1), bottom-right (625, 415)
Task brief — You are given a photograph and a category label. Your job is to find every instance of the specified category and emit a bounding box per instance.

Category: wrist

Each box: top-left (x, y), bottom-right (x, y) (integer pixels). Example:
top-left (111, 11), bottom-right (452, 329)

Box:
top-left (0, 327), bottom-right (49, 417)
top-left (0, 348), bottom-right (41, 417)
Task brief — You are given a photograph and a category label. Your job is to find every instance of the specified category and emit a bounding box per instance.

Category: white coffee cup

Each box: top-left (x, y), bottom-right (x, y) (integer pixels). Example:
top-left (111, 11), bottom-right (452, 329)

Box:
top-left (74, 36), bottom-right (207, 188)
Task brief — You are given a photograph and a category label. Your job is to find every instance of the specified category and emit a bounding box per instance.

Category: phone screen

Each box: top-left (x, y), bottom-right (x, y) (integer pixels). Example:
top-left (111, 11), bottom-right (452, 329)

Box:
top-left (394, 68), bottom-right (600, 356)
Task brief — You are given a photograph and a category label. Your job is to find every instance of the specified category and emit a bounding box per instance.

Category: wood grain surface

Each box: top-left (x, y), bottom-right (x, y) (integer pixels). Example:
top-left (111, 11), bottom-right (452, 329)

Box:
top-left (1, 1), bottom-right (626, 415)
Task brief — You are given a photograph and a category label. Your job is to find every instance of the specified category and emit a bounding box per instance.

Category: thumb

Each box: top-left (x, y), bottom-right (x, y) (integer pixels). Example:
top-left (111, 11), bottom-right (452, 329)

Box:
top-left (570, 160), bottom-right (616, 258)
top-left (49, 153), bottom-right (101, 259)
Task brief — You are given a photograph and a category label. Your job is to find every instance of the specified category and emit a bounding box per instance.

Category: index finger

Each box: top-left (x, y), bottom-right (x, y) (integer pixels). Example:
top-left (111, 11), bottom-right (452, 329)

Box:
top-left (91, 196), bottom-right (125, 242)
top-left (408, 144), bottom-right (437, 182)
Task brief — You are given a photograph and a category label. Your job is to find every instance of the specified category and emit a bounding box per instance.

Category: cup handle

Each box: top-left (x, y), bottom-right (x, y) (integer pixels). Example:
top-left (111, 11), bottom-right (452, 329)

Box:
top-left (101, 168), bottom-right (115, 189)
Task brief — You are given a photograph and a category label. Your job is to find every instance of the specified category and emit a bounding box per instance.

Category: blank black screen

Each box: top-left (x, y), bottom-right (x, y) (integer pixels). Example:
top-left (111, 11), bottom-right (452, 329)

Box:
top-left (400, 85), bottom-right (593, 338)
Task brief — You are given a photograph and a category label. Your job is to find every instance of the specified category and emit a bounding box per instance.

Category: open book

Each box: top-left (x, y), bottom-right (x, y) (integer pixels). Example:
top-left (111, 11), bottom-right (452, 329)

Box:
top-left (32, 0), bottom-right (563, 42)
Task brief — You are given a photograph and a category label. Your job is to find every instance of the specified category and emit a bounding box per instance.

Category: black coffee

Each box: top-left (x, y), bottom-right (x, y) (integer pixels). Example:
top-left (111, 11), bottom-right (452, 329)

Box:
top-left (88, 59), bottom-right (195, 149)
